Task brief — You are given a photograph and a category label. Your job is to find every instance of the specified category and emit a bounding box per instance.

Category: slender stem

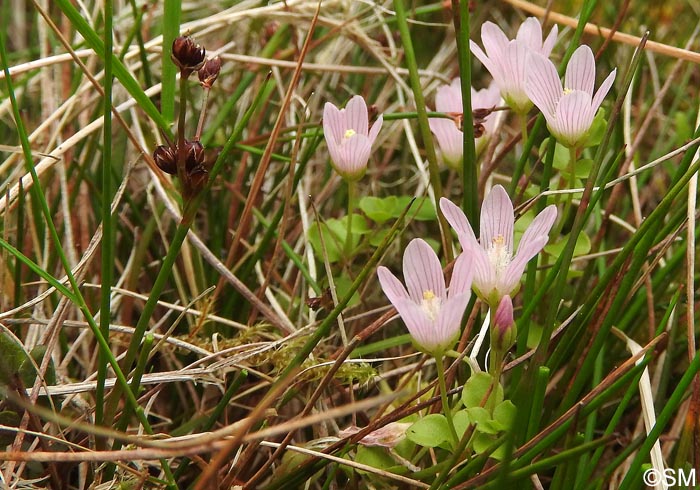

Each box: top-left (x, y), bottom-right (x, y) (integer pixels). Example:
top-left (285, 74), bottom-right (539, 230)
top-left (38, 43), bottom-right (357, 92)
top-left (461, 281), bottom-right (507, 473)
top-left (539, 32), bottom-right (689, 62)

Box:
top-left (436, 354), bottom-right (459, 448)
top-left (344, 179), bottom-right (356, 259)
top-left (553, 146), bottom-right (578, 238)
top-left (520, 115), bottom-right (529, 159)
top-left (392, 0), bottom-right (452, 261)
top-left (96, 0), bottom-right (114, 428)
top-left (195, 87), bottom-right (211, 140)
top-left (453, 0), bottom-right (478, 229)
top-left (176, 73), bottom-right (188, 182)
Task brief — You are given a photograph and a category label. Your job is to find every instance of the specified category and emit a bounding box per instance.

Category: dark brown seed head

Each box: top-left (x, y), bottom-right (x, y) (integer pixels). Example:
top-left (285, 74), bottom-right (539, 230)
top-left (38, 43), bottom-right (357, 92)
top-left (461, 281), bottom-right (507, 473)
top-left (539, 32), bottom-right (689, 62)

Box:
top-left (153, 145), bottom-right (177, 175)
top-left (198, 56), bottom-right (222, 89)
top-left (171, 36), bottom-right (206, 75)
top-left (183, 140), bottom-right (206, 172)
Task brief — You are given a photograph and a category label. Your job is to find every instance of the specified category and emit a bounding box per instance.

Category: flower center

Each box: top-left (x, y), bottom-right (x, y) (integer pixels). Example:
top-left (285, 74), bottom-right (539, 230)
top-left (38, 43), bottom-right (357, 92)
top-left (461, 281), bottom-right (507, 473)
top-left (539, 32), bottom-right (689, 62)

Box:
top-left (563, 87), bottom-right (574, 95)
top-left (486, 235), bottom-right (512, 278)
top-left (421, 290), bottom-right (441, 322)
top-left (344, 128), bottom-right (357, 139)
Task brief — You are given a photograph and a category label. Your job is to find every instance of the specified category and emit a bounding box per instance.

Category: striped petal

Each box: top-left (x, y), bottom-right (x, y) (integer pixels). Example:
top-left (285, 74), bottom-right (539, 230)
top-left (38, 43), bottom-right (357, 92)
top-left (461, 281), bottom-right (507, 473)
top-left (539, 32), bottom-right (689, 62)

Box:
top-left (403, 238), bottom-right (446, 302)
top-left (525, 52), bottom-right (562, 120)
top-left (564, 45), bottom-right (595, 95)
top-left (480, 185), bottom-right (514, 254)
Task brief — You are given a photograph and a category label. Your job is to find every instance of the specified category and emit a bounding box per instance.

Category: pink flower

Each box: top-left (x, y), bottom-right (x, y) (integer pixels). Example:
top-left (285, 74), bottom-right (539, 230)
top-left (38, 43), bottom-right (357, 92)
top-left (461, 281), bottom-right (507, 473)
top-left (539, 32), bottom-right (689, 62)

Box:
top-left (323, 95), bottom-right (383, 181)
top-left (429, 79), bottom-right (501, 168)
top-left (526, 45), bottom-right (616, 148)
top-left (440, 186), bottom-right (557, 306)
top-left (470, 17), bottom-right (558, 114)
top-left (377, 238), bottom-right (473, 355)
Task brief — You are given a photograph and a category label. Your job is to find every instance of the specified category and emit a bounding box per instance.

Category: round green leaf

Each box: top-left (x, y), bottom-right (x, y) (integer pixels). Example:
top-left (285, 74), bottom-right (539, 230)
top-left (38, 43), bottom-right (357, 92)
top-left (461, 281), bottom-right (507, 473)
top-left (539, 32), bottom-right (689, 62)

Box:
top-left (406, 414), bottom-right (450, 448)
top-left (462, 372), bottom-right (503, 413)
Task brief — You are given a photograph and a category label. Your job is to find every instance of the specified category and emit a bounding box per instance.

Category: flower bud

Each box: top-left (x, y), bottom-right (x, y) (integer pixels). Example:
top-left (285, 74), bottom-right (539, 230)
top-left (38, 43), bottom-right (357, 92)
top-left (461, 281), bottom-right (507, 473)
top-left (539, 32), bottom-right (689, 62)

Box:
top-left (153, 145), bottom-right (177, 175)
top-left (492, 295), bottom-right (516, 353)
top-left (171, 36), bottom-right (206, 76)
top-left (198, 57), bottom-right (222, 89)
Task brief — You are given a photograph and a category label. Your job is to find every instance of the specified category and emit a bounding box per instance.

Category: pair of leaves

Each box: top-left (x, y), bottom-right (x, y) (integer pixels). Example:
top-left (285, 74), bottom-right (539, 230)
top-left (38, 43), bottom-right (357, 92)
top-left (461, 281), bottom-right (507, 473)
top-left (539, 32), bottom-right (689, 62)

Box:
top-left (406, 372), bottom-right (516, 459)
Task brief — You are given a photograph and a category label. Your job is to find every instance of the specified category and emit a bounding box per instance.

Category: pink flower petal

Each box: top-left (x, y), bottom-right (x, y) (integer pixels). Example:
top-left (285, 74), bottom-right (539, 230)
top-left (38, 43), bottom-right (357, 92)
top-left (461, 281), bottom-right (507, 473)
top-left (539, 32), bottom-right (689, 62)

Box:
top-left (429, 118), bottom-right (463, 166)
top-left (481, 21), bottom-right (510, 60)
top-left (377, 266), bottom-right (410, 305)
top-left (344, 95), bottom-right (369, 136)
top-left (552, 90), bottom-right (595, 148)
top-left (472, 83), bottom-right (501, 111)
top-left (439, 197), bottom-right (478, 249)
top-left (564, 45), bottom-right (595, 95)
top-left (436, 80), bottom-right (462, 113)
top-left (403, 238), bottom-right (446, 302)
top-left (517, 204), bottom-right (557, 256)
top-left (392, 298), bottom-right (435, 349)
top-left (435, 292), bottom-right (470, 349)
top-left (515, 17), bottom-right (543, 52)
top-left (541, 25), bottom-right (559, 57)
top-left (468, 244), bottom-right (496, 299)
top-left (525, 52), bottom-right (561, 120)
top-left (591, 68), bottom-right (617, 115)
top-left (328, 134), bottom-right (372, 178)
top-left (500, 235), bottom-right (549, 294)
top-left (448, 252), bottom-right (474, 299)
top-left (323, 102), bottom-right (344, 143)
top-left (502, 42), bottom-right (531, 111)
top-left (470, 40), bottom-right (498, 81)
top-left (368, 114), bottom-right (383, 146)
top-left (480, 185), bottom-right (514, 254)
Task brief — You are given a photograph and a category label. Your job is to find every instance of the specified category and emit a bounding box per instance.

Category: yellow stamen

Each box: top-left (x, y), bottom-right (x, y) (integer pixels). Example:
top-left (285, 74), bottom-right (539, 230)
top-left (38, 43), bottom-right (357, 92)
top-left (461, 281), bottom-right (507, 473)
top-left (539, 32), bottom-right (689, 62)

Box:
top-left (344, 128), bottom-right (356, 139)
top-left (423, 290), bottom-right (436, 301)
top-left (563, 87), bottom-right (574, 95)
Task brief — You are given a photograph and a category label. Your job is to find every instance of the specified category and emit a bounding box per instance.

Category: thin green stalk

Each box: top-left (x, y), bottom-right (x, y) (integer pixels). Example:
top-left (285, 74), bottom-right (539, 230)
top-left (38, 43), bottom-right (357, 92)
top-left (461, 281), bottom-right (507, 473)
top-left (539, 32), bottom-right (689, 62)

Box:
top-left (0, 8), bottom-right (155, 438)
top-left (161, 0), bottom-right (181, 123)
top-left (552, 146), bottom-right (578, 238)
top-left (436, 354), bottom-right (459, 447)
top-left (392, 0), bottom-right (452, 260)
top-left (513, 33), bottom-right (646, 444)
top-left (452, 0), bottom-right (477, 227)
top-left (96, 0), bottom-right (114, 427)
top-left (104, 74), bottom-right (274, 429)
top-left (344, 179), bottom-right (356, 259)
top-left (0, 39), bottom-right (173, 480)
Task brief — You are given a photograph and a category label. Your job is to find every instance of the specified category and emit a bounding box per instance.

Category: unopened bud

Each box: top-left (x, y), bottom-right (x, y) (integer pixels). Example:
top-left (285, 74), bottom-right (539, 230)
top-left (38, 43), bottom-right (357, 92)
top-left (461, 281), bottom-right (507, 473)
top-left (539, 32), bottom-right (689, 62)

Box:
top-left (198, 56), bottom-right (222, 89)
top-left (172, 36), bottom-right (206, 76)
top-left (153, 145), bottom-right (177, 175)
top-left (492, 295), bottom-right (516, 352)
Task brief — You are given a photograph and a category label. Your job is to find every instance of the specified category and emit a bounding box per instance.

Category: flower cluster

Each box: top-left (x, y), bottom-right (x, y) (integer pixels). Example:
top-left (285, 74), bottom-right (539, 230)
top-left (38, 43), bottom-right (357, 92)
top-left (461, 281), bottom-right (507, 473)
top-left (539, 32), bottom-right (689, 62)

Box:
top-left (154, 35), bottom-right (222, 200)
top-left (317, 16), bottom-right (616, 359)
top-left (378, 186), bottom-right (556, 355)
